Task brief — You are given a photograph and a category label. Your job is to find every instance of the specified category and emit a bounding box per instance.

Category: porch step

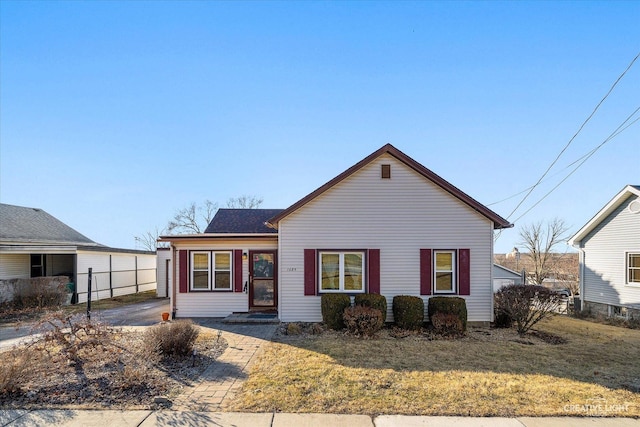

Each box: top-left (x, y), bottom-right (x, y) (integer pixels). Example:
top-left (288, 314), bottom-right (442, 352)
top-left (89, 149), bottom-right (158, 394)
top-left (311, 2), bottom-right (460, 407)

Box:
top-left (222, 312), bottom-right (280, 324)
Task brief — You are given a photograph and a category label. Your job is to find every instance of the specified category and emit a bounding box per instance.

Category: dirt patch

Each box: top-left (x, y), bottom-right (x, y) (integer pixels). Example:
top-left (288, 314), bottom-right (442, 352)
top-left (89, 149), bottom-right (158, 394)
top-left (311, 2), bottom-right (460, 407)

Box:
top-left (0, 327), bottom-right (227, 409)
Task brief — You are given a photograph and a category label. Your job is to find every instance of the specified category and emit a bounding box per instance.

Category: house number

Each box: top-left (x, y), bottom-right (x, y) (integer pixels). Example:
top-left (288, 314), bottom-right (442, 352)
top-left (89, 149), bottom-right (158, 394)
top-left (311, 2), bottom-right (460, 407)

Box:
top-left (286, 267), bottom-right (297, 272)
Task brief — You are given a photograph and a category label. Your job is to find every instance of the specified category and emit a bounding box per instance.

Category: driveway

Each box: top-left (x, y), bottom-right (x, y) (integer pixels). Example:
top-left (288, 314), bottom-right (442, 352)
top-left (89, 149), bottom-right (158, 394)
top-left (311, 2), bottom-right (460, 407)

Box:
top-left (0, 298), bottom-right (170, 350)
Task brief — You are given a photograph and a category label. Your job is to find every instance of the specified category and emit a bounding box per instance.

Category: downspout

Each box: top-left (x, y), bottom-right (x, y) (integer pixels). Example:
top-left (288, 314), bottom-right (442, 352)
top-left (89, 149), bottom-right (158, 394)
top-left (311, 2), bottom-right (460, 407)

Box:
top-left (171, 243), bottom-right (177, 319)
top-left (578, 247), bottom-right (585, 312)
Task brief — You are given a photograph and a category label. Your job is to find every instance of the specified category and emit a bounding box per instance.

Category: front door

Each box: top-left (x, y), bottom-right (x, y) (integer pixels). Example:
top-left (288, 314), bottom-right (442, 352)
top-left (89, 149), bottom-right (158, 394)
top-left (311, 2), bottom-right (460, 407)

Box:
top-left (249, 251), bottom-right (277, 311)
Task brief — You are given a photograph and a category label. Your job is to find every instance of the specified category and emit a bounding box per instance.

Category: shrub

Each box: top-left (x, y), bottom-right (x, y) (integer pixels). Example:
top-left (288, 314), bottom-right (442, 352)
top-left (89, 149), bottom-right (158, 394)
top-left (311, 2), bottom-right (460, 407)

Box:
top-left (354, 293), bottom-right (388, 323)
top-left (146, 319), bottom-right (200, 357)
top-left (431, 312), bottom-right (464, 337)
top-left (494, 284), bottom-right (561, 336)
top-left (428, 296), bottom-right (467, 332)
top-left (493, 311), bottom-right (514, 328)
top-left (1, 277), bottom-right (69, 311)
top-left (321, 293), bottom-right (351, 330)
top-left (0, 348), bottom-right (31, 395)
top-left (286, 323), bottom-right (302, 335)
top-left (343, 305), bottom-right (384, 337)
top-left (32, 311), bottom-right (115, 362)
top-left (392, 295), bottom-right (424, 330)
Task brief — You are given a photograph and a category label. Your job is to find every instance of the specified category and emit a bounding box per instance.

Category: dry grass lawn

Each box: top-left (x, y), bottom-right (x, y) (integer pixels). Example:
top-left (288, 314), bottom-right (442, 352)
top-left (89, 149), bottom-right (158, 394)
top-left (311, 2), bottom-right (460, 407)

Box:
top-left (230, 316), bottom-right (640, 417)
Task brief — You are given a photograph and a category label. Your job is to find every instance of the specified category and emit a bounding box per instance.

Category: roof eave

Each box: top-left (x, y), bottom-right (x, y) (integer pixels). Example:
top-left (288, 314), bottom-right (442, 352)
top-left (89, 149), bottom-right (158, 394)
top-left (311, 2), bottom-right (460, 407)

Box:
top-left (267, 144), bottom-right (512, 229)
top-left (569, 185), bottom-right (640, 246)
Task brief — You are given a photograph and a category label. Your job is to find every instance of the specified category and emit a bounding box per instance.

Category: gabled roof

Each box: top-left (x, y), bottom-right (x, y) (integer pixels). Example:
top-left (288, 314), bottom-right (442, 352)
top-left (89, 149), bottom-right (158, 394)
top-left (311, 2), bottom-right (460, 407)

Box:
top-left (493, 263), bottom-right (523, 279)
top-left (267, 143), bottom-right (512, 229)
top-left (0, 203), bottom-right (99, 246)
top-left (569, 185), bottom-right (640, 245)
top-left (205, 209), bottom-right (283, 234)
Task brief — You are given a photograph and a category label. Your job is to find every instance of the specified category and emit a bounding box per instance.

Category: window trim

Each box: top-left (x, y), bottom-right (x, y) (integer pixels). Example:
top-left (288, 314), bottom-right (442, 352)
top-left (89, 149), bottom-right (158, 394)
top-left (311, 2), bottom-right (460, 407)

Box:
top-left (433, 250), bottom-right (457, 294)
top-left (318, 250), bottom-right (366, 294)
top-left (189, 250), bottom-right (233, 292)
top-left (212, 251), bottom-right (233, 291)
top-left (190, 251), bottom-right (211, 291)
top-left (627, 252), bottom-right (640, 286)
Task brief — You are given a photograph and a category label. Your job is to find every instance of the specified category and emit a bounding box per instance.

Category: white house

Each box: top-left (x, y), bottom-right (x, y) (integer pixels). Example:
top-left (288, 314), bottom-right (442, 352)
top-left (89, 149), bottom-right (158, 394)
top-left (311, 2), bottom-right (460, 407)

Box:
top-left (569, 185), bottom-right (640, 319)
top-left (160, 144), bottom-right (512, 323)
top-left (0, 203), bottom-right (157, 303)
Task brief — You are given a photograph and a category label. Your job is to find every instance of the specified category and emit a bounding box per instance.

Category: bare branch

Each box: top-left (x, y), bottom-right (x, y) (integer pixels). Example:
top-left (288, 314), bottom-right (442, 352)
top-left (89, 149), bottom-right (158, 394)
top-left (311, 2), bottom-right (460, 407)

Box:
top-left (518, 218), bottom-right (571, 285)
top-left (226, 195), bottom-right (264, 209)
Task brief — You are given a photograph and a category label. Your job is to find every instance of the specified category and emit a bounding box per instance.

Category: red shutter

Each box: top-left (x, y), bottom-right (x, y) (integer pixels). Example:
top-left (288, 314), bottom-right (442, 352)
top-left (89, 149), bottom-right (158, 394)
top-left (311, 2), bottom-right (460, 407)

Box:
top-left (458, 249), bottom-right (470, 295)
top-left (304, 249), bottom-right (317, 296)
top-left (234, 250), bottom-right (243, 292)
top-left (420, 249), bottom-right (432, 295)
top-left (368, 249), bottom-right (380, 294)
top-left (179, 250), bottom-right (188, 293)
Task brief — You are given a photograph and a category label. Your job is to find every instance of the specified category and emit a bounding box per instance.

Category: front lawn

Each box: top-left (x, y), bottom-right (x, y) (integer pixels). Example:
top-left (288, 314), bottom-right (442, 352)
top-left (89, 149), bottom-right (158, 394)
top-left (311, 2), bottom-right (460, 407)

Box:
top-left (229, 316), bottom-right (640, 417)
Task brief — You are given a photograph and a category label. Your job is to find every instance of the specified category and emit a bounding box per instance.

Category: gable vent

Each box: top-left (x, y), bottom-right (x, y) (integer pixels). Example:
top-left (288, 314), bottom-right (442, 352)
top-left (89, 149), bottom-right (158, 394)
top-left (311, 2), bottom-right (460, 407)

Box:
top-left (629, 200), bottom-right (640, 214)
top-left (381, 164), bottom-right (391, 179)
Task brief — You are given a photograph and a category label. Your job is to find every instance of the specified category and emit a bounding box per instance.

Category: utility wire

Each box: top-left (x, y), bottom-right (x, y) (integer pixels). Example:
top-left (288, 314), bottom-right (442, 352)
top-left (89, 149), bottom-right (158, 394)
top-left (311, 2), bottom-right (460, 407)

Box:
top-left (511, 111), bottom-right (640, 224)
top-left (504, 50), bottom-right (640, 221)
top-left (494, 106), bottom-right (640, 242)
top-left (488, 105), bottom-right (640, 207)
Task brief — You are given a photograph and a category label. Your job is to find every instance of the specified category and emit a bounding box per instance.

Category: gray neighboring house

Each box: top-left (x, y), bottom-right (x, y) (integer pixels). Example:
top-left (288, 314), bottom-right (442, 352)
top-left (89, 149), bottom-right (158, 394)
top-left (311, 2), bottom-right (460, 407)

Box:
top-left (492, 263), bottom-right (525, 292)
top-left (569, 185), bottom-right (640, 318)
top-left (0, 203), bottom-right (157, 303)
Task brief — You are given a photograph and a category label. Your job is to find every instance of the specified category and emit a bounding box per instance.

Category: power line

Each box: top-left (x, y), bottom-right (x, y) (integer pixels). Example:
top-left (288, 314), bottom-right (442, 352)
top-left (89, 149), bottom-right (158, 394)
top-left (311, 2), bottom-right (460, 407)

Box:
top-left (488, 106), bottom-right (640, 207)
top-left (511, 108), bottom-right (640, 224)
top-left (504, 50), bottom-right (640, 221)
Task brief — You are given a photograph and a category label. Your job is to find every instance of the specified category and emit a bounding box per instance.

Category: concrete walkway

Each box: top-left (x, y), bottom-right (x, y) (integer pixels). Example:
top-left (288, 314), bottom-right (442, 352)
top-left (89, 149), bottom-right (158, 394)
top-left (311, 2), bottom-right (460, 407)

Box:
top-left (1, 411), bottom-right (638, 427)
top-left (172, 321), bottom-right (278, 411)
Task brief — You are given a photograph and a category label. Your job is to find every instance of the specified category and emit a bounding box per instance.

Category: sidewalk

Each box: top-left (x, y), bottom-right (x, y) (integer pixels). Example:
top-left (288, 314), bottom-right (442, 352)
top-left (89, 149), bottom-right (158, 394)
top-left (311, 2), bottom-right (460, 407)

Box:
top-left (1, 410), bottom-right (638, 427)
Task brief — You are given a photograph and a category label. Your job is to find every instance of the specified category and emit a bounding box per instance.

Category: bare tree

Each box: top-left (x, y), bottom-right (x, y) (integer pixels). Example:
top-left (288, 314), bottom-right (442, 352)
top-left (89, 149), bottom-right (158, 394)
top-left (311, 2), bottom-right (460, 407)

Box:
top-left (166, 200), bottom-right (218, 234)
top-left (518, 218), bottom-right (571, 285)
top-left (226, 195), bottom-right (263, 209)
top-left (134, 227), bottom-right (168, 251)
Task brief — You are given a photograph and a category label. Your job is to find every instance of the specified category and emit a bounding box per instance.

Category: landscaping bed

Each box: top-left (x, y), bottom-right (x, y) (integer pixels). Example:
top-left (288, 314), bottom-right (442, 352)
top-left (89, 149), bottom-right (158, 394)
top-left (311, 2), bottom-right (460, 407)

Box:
top-left (229, 316), bottom-right (640, 417)
top-left (0, 321), bottom-right (227, 409)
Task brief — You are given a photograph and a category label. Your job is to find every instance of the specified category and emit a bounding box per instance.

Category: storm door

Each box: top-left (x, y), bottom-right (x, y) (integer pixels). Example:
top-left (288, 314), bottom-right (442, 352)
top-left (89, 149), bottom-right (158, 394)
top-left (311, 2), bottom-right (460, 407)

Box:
top-left (249, 251), bottom-right (277, 311)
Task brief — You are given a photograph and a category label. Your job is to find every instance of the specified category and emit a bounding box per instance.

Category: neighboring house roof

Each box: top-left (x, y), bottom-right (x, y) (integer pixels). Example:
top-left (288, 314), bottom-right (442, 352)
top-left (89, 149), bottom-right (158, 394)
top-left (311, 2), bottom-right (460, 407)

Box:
top-left (569, 185), bottom-right (640, 245)
top-left (267, 143), bottom-right (512, 229)
top-left (205, 209), bottom-right (283, 234)
top-left (0, 203), bottom-right (99, 246)
top-left (493, 263), bottom-right (523, 279)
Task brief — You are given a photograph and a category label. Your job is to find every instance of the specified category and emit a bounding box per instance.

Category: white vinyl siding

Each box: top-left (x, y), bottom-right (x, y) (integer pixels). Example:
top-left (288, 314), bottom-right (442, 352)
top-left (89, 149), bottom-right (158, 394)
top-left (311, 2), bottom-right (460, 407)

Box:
top-left (278, 153), bottom-right (495, 322)
top-left (173, 239), bottom-right (277, 318)
top-left (0, 253), bottom-right (30, 280)
top-left (581, 194), bottom-right (640, 309)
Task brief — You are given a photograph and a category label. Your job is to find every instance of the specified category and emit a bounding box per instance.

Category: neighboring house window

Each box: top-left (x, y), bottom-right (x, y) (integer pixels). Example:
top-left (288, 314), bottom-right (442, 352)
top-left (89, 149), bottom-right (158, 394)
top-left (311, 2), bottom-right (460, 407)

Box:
top-left (628, 253), bottom-right (640, 284)
top-left (191, 252), bottom-right (210, 290)
top-left (190, 251), bottom-right (232, 291)
top-left (434, 250), bottom-right (456, 294)
top-left (319, 251), bottom-right (365, 293)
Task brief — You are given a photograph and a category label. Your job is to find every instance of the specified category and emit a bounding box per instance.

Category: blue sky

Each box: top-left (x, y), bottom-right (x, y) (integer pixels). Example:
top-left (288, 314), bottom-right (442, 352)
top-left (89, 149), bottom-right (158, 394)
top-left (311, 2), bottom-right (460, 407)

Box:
top-left (1, 1), bottom-right (638, 254)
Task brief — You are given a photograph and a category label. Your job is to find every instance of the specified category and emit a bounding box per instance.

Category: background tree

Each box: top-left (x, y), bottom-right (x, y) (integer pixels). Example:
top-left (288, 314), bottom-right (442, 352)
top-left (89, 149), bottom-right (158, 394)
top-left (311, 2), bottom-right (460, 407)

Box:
top-left (134, 227), bottom-right (167, 251)
top-left (227, 195), bottom-right (264, 209)
top-left (167, 200), bottom-right (218, 234)
top-left (135, 195), bottom-right (264, 246)
top-left (518, 217), bottom-right (571, 285)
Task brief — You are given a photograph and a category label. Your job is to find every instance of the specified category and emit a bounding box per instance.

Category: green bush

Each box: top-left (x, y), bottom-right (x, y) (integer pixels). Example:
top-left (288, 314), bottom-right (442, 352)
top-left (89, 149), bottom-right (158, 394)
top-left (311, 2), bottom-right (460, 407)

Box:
top-left (354, 293), bottom-right (388, 323)
top-left (392, 295), bottom-right (424, 330)
top-left (431, 312), bottom-right (464, 337)
top-left (343, 305), bottom-right (384, 337)
top-left (146, 319), bottom-right (200, 357)
top-left (428, 296), bottom-right (467, 332)
top-left (321, 293), bottom-right (351, 330)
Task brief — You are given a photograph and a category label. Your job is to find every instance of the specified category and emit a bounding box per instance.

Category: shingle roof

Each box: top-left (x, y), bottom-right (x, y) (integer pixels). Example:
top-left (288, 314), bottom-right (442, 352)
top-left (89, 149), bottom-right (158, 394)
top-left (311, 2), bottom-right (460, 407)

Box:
top-left (0, 203), bottom-right (98, 246)
top-left (205, 209), bottom-right (283, 234)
